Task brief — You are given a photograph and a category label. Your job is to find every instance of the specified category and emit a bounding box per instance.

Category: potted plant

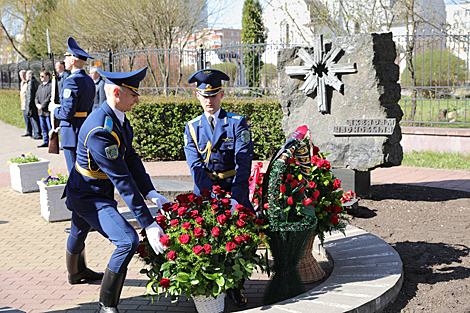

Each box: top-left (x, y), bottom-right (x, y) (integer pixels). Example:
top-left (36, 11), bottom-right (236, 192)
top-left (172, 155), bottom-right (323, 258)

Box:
top-left (8, 153), bottom-right (50, 193)
top-left (136, 187), bottom-right (268, 313)
top-left (37, 170), bottom-right (70, 222)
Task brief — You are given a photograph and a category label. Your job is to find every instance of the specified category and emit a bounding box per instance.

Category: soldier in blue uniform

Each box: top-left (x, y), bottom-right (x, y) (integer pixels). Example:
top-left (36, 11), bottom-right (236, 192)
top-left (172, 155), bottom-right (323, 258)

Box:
top-left (184, 69), bottom-right (254, 307)
top-left (65, 67), bottom-right (169, 313)
top-left (50, 37), bottom-right (96, 173)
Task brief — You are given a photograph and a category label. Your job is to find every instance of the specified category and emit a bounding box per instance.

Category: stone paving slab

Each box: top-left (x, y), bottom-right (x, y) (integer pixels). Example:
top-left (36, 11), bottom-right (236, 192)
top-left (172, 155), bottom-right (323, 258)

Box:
top-left (245, 226), bottom-right (403, 313)
top-left (0, 189), bottom-right (401, 313)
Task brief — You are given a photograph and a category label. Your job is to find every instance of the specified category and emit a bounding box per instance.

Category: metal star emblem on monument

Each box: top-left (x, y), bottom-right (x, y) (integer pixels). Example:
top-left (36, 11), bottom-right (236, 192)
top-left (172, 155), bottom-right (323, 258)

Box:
top-left (285, 34), bottom-right (357, 113)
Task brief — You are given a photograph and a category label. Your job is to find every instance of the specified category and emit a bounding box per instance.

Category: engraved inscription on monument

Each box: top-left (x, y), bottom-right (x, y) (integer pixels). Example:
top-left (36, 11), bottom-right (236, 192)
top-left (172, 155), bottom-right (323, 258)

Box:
top-left (279, 32), bottom-right (403, 171)
top-left (333, 119), bottom-right (396, 136)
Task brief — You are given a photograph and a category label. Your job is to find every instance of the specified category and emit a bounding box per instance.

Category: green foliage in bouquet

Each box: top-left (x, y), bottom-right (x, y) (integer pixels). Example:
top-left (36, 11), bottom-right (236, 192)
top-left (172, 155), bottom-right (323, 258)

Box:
top-left (258, 137), bottom-right (350, 244)
top-left (137, 186), bottom-right (268, 302)
top-left (8, 153), bottom-right (40, 164)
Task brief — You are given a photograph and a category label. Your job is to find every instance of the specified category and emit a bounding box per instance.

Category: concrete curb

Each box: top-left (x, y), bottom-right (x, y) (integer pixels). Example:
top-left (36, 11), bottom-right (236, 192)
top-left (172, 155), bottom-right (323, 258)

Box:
top-left (118, 179), bottom-right (403, 313)
top-left (244, 226), bottom-right (403, 313)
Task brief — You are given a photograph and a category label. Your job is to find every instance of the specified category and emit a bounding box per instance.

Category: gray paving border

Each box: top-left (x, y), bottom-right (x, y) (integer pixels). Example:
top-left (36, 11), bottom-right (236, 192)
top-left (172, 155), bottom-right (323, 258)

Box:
top-left (120, 179), bottom-right (403, 313)
top-left (244, 226), bottom-right (403, 313)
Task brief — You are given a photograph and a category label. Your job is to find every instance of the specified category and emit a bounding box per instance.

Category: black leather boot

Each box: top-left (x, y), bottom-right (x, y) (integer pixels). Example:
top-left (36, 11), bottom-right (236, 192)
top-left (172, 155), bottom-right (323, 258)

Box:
top-left (66, 248), bottom-right (104, 284)
top-left (99, 267), bottom-right (127, 313)
top-left (226, 287), bottom-right (247, 307)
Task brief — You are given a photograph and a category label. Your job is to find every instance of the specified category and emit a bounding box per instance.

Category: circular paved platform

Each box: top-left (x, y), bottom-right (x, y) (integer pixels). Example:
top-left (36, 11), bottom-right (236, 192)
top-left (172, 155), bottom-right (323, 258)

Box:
top-left (118, 180), bottom-right (404, 313)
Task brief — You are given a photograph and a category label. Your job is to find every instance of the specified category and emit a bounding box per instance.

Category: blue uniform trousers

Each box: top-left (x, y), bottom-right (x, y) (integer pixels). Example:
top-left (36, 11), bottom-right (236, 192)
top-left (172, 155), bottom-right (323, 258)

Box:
top-left (63, 148), bottom-right (76, 174)
top-left (67, 206), bottom-right (139, 274)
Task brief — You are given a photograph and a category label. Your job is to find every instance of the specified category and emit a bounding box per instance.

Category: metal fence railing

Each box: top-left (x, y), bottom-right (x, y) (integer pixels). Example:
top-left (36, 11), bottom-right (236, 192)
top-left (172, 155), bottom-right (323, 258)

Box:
top-left (3, 35), bottom-right (470, 126)
top-left (395, 34), bottom-right (470, 126)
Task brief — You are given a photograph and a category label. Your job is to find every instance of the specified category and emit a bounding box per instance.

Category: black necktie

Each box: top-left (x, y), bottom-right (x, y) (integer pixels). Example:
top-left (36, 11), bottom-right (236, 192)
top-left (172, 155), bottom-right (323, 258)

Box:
top-left (208, 116), bottom-right (215, 133)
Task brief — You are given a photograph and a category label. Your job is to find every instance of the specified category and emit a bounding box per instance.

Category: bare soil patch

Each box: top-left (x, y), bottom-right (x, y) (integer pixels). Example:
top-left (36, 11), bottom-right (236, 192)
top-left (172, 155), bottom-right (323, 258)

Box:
top-left (349, 184), bottom-right (470, 313)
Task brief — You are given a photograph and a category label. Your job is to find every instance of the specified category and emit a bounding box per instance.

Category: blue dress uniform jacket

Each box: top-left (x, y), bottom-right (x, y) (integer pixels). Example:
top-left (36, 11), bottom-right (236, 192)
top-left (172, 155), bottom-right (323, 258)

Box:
top-left (54, 68), bottom-right (95, 148)
top-left (184, 108), bottom-right (254, 210)
top-left (65, 101), bottom-right (155, 229)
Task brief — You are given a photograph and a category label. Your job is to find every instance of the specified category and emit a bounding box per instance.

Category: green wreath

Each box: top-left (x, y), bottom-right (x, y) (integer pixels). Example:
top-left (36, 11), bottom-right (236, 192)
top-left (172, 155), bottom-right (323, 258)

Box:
top-left (264, 138), bottom-right (317, 232)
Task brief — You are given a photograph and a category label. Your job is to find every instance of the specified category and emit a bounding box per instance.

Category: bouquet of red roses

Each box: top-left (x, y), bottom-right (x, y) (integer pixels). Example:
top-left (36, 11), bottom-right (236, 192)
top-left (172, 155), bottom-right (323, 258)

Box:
top-left (137, 186), bottom-right (268, 302)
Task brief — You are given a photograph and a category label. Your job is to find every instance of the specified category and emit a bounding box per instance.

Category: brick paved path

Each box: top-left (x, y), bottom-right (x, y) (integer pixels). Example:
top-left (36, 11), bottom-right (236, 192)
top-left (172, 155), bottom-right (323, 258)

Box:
top-left (0, 185), bottom-right (329, 313)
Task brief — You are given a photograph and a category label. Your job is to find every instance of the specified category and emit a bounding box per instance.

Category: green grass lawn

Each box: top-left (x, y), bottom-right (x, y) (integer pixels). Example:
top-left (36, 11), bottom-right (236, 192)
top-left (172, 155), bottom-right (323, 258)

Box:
top-left (0, 90), bottom-right (25, 128)
top-left (1, 90), bottom-right (469, 171)
top-left (402, 150), bottom-right (470, 171)
top-left (399, 97), bottom-right (470, 127)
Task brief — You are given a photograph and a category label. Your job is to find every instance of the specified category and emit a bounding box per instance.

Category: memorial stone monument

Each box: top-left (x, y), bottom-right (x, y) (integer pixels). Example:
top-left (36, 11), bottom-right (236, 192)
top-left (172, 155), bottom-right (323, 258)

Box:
top-left (279, 33), bottom-right (403, 195)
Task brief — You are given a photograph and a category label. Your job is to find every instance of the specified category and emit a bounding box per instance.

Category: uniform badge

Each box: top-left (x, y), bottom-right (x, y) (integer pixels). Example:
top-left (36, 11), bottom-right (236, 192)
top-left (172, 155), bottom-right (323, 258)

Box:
top-left (206, 84), bottom-right (212, 89)
top-left (105, 145), bottom-right (119, 159)
top-left (202, 70), bottom-right (212, 74)
top-left (241, 130), bottom-right (251, 143)
top-left (63, 89), bottom-right (72, 99)
top-left (223, 137), bottom-right (233, 142)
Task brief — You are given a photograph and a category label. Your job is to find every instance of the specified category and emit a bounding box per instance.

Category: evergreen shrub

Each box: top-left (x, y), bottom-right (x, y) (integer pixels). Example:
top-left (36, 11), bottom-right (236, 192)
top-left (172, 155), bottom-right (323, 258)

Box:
top-left (128, 96), bottom-right (285, 161)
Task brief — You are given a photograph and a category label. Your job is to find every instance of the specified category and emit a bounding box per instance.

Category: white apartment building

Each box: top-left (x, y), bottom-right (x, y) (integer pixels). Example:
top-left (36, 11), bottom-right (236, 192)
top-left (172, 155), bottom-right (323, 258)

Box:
top-left (446, 3), bottom-right (470, 62)
top-left (174, 28), bottom-right (242, 66)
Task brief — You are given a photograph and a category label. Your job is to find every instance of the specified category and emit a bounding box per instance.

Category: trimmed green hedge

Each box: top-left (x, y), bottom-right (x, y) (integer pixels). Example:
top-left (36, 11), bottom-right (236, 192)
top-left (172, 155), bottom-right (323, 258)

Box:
top-left (129, 96), bottom-right (286, 161)
top-left (0, 90), bottom-right (25, 128)
top-left (0, 90), bottom-right (286, 161)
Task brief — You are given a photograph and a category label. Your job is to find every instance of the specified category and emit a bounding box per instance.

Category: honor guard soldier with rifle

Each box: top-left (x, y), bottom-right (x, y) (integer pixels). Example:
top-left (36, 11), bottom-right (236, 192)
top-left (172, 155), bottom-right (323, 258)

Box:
top-left (184, 69), bottom-right (254, 307)
top-left (64, 66), bottom-right (170, 313)
top-left (49, 37), bottom-right (96, 173)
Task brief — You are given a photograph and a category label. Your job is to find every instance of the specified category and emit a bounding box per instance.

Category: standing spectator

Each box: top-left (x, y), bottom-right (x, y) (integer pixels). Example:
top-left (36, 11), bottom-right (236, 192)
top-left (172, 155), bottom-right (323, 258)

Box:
top-left (49, 37), bottom-right (95, 173)
top-left (35, 71), bottom-right (52, 148)
top-left (25, 70), bottom-right (42, 140)
top-left (19, 70), bottom-right (32, 137)
top-left (55, 60), bottom-right (70, 94)
top-left (89, 66), bottom-right (106, 111)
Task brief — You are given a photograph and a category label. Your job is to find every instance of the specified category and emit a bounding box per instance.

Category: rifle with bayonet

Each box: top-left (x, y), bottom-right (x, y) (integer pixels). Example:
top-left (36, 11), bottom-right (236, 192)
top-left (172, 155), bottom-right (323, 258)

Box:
top-left (47, 29), bottom-right (60, 154)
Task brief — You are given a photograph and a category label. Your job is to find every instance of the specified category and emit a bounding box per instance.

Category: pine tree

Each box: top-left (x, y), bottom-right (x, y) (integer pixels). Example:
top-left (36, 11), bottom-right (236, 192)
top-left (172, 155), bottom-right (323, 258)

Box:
top-left (241, 0), bottom-right (265, 88)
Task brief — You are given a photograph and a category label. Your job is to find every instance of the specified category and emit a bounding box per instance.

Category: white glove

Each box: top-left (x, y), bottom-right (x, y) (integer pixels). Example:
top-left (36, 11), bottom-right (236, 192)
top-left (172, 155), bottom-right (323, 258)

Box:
top-left (230, 198), bottom-right (239, 213)
top-left (146, 190), bottom-right (170, 208)
top-left (145, 221), bottom-right (165, 255)
top-left (49, 101), bottom-right (60, 113)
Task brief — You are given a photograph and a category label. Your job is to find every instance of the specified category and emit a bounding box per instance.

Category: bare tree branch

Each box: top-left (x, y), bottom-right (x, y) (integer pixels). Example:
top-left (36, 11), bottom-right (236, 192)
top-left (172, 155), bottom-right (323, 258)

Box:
top-left (0, 19), bottom-right (29, 60)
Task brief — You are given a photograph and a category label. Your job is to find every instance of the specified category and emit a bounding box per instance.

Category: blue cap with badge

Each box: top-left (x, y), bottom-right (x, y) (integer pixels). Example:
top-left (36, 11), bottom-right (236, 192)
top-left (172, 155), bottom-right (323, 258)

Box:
top-left (188, 69), bottom-right (230, 96)
top-left (64, 37), bottom-right (94, 61)
top-left (98, 67), bottom-right (148, 95)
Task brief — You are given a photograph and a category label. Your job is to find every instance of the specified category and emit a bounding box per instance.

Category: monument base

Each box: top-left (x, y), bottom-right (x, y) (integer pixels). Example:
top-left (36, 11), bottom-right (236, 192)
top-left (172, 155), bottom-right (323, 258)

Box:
top-left (331, 168), bottom-right (370, 196)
